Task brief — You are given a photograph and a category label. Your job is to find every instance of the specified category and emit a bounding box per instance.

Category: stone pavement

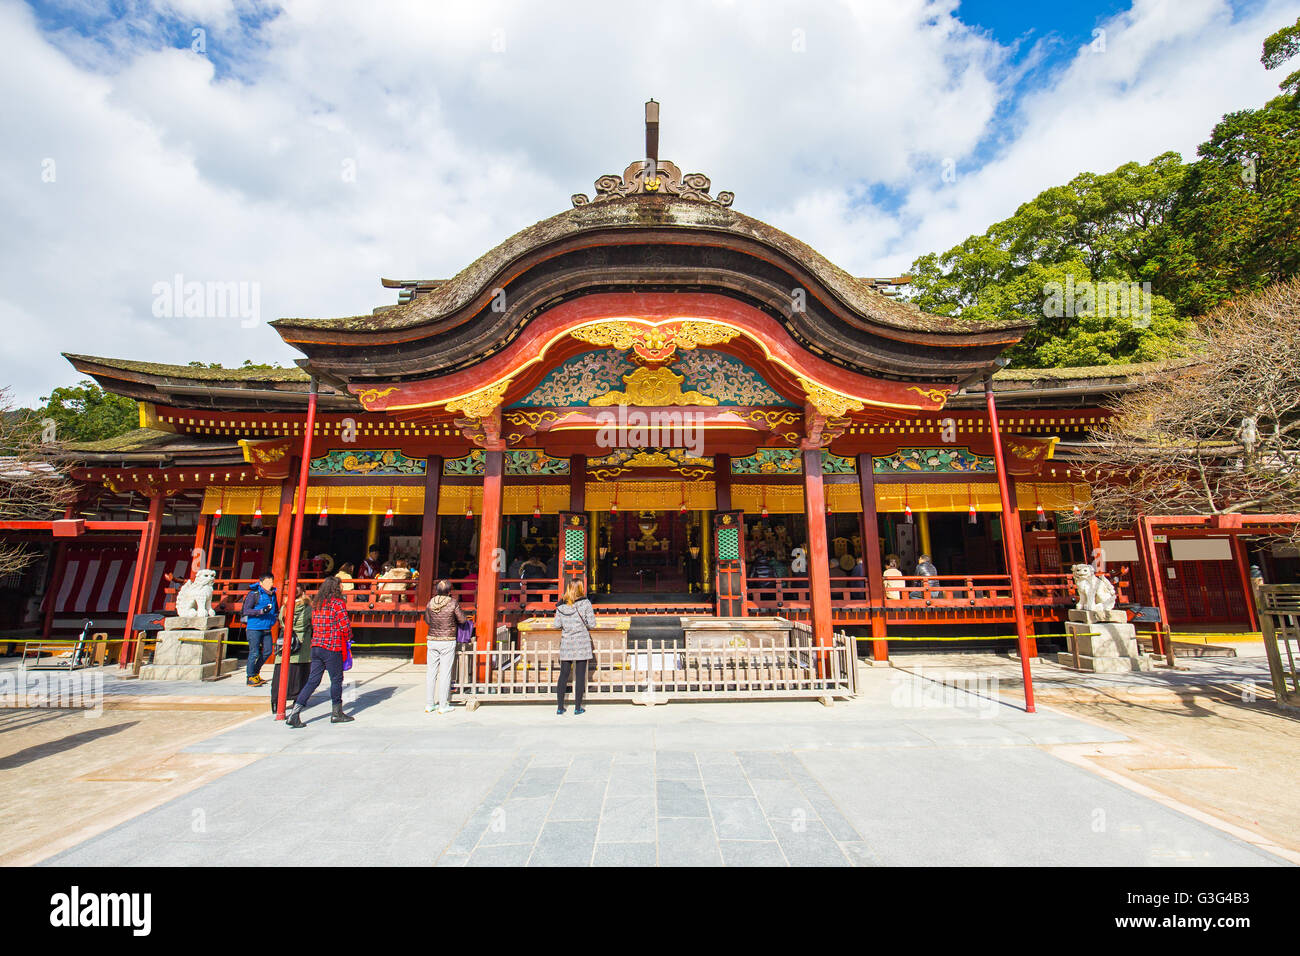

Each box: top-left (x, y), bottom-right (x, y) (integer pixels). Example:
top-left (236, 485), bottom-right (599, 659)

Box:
top-left (32, 655), bottom-right (1291, 867)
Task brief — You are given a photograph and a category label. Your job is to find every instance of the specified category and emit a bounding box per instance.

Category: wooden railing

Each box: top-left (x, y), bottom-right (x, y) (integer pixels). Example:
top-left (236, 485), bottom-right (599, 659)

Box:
top-left (1254, 584), bottom-right (1300, 710)
top-left (164, 575), bottom-right (560, 629)
top-left (452, 621), bottom-right (856, 704)
top-left (745, 569), bottom-right (1132, 616)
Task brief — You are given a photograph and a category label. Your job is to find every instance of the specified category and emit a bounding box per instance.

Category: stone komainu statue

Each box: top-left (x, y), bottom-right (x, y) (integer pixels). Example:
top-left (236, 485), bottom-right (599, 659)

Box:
top-left (174, 568), bottom-right (218, 618)
top-left (1071, 563), bottom-right (1117, 613)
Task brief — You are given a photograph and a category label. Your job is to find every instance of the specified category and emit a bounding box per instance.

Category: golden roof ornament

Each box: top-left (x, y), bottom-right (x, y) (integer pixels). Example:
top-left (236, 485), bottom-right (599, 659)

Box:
top-left (571, 100), bottom-right (734, 208)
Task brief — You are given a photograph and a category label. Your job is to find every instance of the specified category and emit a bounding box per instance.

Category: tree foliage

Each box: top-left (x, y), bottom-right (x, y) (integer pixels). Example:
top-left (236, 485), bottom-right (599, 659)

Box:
top-left (34, 381), bottom-right (138, 444)
top-left (907, 19), bottom-right (1300, 366)
top-left (1, 388), bottom-right (75, 578)
top-left (1081, 278), bottom-right (1300, 529)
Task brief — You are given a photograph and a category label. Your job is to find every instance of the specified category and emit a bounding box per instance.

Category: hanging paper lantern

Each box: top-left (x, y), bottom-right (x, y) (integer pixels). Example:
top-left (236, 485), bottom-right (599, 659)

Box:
top-left (904, 504), bottom-right (913, 523)
top-left (1072, 503), bottom-right (1082, 519)
top-left (533, 505), bottom-right (542, 519)
top-left (317, 506), bottom-right (329, 527)
top-left (761, 506), bottom-right (769, 517)
top-left (680, 502), bottom-right (688, 515)
top-left (610, 501), bottom-right (618, 515)
top-left (213, 490), bottom-right (224, 521)
top-left (251, 507), bottom-right (263, 529)
top-left (968, 503), bottom-right (978, 525)
top-left (1036, 502), bottom-right (1046, 525)
top-left (465, 506), bottom-right (473, 519)
top-left (383, 507), bottom-right (395, 528)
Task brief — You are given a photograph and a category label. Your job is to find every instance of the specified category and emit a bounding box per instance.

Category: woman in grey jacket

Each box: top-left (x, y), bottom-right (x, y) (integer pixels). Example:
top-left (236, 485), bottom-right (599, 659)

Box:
top-left (554, 579), bottom-right (596, 715)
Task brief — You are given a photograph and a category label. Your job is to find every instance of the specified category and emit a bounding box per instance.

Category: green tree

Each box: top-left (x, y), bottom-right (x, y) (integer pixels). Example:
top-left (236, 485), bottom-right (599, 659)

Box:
top-left (35, 380), bottom-right (138, 443)
top-left (1262, 16), bottom-right (1300, 98)
top-left (906, 154), bottom-right (1189, 366)
top-left (1151, 97), bottom-right (1300, 316)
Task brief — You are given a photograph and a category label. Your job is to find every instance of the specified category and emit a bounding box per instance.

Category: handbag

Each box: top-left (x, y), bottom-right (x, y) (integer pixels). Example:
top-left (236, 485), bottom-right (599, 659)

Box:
top-left (455, 619), bottom-right (474, 644)
top-left (342, 641), bottom-right (354, 671)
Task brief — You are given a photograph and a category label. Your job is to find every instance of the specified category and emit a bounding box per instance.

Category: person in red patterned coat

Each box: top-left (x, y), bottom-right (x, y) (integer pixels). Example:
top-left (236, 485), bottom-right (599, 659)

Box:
top-left (286, 575), bottom-right (356, 728)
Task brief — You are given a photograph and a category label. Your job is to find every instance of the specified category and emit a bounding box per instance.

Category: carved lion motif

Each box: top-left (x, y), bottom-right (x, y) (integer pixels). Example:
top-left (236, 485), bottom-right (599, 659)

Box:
top-left (1072, 563), bottom-right (1116, 613)
top-left (175, 568), bottom-right (218, 619)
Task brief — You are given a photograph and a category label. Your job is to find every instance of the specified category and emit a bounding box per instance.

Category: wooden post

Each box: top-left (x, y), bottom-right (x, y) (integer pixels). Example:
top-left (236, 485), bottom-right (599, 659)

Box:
top-left (1231, 535), bottom-right (1260, 632)
top-left (570, 454), bottom-right (586, 513)
top-left (275, 380), bottom-right (319, 720)
top-left (803, 448), bottom-right (833, 654)
top-left (1136, 515), bottom-right (1177, 667)
top-left (122, 493), bottom-right (164, 670)
top-left (712, 511), bottom-right (746, 616)
top-left (715, 454), bottom-right (732, 512)
top-left (917, 511), bottom-right (932, 558)
top-left (413, 456), bottom-right (443, 663)
top-left (475, 445), bottom-right (505, 661)
top-left (985, 378), bottom-right (1035, 713)
top-left (1006, 478), bottom-right (1037, 659)
top-left (857, 454), bottom-right (887, 661)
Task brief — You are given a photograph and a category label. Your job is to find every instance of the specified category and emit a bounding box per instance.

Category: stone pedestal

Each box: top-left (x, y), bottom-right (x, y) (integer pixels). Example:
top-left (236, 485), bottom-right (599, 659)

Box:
top-left (139, 615), bottom-right (239, 681)
top-left (1058, 609), bottom-right (1154, 673)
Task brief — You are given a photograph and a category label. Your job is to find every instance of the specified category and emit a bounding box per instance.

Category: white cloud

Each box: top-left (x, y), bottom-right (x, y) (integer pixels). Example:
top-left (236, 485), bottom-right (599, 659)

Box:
top-left (0, 0), bottom-right (1297, 405)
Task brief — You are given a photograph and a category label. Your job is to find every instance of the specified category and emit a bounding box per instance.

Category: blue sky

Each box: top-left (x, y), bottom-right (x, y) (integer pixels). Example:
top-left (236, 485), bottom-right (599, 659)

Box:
top-left (2, 0), bottom-right (1298, 404)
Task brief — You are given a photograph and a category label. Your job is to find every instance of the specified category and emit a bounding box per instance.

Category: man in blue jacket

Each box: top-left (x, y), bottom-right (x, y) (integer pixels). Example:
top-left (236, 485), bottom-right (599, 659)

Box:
top-left (243, 573), bottom-right (278, 687)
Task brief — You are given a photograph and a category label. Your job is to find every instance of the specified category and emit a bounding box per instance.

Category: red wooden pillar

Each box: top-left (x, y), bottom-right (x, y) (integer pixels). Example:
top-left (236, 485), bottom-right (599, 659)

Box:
top-left (1005, 478), bottom-right (1037, 659)
top-left (41, 542), bottom-right (70, 640)
top-left (275, 382), bottom-right (319, 719)
top-left (412, 456), bottom-right (444, 663)
top-left (1136, 515), bottom-right (1176, 667)
top-left (191, 513), bottom-right (210, 576)
top-left (475, 444), bottom-right (505, 661)
top-left (712, 511), bottom-right (746, 615)
top-left (268, 470), bottom-right (297, 593)
top-left (857, 454), bottom-right (887, 660)
top-left (1230, 535), bottom-right (1260, 632)
top-left (985, 379), bottom-right (1035, 713)
top-left (802, 448), bottom-right (833, 654)
top-left (121, 492), bottom-right (164, 668)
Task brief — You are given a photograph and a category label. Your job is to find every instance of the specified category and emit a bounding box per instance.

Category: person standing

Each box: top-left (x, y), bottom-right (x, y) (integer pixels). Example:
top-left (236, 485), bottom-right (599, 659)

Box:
top-left (336, 562), bottom-right (355, 592)
top-left (242, 573), bottom-right (278, 687)
top-left (359, 546), bottom-right (381, 583)
top-left (423, 579), bottom-right (467, 714)
top-left (553, 579), bottom-right (596, 715)
top-left (286, 575), bottom-right (356, 727)
top-left (272, 583), bottom-right (312, 712)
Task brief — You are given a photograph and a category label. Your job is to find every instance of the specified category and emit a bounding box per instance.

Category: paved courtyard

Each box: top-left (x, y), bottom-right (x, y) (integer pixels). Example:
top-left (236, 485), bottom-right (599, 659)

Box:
top-left (22, 654), bottom-right (1291, 867)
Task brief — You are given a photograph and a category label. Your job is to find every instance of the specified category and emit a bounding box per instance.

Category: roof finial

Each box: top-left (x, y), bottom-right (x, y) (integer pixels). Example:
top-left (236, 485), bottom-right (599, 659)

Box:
top-left (571, 100), bottom-right (733, 208)
top-left (644, 99), bottom-right (659, 182)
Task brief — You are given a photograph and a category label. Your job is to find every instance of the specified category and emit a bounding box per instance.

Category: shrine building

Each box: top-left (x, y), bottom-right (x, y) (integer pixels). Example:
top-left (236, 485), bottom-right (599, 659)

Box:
top-left (1, 103), bottom-right (1267, 664)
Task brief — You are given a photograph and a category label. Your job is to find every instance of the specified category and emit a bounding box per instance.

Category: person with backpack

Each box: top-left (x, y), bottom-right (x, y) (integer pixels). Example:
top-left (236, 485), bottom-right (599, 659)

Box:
top-left (553, 579), bottom-right (597, 715)
top-left (286, 575), bottom-right (356, 727)
top-left (423, 579), bottom-right (467, 714)
top-left (271, 583), bottom-right (312, 712)
top-left (242, 573), bottom-right (278, 687)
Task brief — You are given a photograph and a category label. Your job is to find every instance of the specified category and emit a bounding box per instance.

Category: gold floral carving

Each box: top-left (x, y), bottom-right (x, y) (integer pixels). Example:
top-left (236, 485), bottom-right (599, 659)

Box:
top-left (907, 386), bottom-right (951, 406)
top-left (357, 386), bottom-right (399, 409)
top-left (569, 320), bottom-right (739, 363)
top-left (444, 379), bottom-right (511, 419)
top-left (747, 408), bottom-right (802, 429)
top-left (588, 367), bottom-right (719, 407)
top-left (504, 409), bottom-right (559, 429)
top-left (798, 379), bottom-right (865, 418)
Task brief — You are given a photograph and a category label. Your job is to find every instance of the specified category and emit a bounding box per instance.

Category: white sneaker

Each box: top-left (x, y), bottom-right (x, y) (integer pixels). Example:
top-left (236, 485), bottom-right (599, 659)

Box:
top-left (437, 704), bottom-right (453, 715)
top-left (425, 706), bottom-right (436, 714)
